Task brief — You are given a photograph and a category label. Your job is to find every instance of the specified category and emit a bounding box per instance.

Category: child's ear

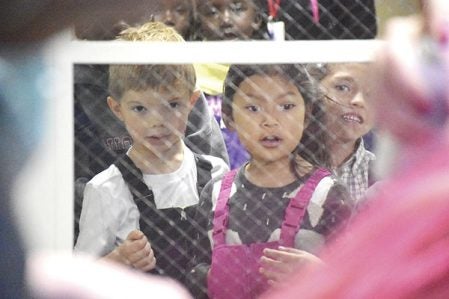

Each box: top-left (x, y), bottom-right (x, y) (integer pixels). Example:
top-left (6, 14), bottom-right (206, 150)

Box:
top-left (189, 90), bottom-right (201, 107)
top-left (107, 96), bottom-right (124, 121)
top-left (222, 114), bottom-right (236, 132)
top-left (303, 106), bottom-right (312, 127)
top-left (251, 13), bottom-right (263, 32)
top-left (304, 115), bottom-right (310, 127)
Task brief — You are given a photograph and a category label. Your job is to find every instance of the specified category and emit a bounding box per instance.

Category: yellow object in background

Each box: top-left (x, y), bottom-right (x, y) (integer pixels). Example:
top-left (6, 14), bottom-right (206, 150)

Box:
top-left (376, 0), bottom-right (419, 35)
top-left (195, 63), bottom-right (230, 96)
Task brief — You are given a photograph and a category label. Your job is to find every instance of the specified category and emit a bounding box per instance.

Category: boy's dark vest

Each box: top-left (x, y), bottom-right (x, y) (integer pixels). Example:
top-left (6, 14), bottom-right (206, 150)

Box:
top-left (114, 154), bottom-right (212, 283)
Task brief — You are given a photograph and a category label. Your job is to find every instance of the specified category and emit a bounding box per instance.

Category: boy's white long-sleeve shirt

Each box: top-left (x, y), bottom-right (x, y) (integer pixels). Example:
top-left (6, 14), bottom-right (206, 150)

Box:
top-left (74, 142), bottom-right (228, 257)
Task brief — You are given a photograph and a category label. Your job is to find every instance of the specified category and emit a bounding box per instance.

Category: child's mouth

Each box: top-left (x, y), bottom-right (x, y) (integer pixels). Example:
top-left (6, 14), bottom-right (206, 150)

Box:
top-left (145, 135), bottom-right (169, 144)
top-left (223, 31), bottom-right (238, 40)
top-left (342, 113), bottom-right (363, 124)
top-left (260, 136), bottom-right (282, 148)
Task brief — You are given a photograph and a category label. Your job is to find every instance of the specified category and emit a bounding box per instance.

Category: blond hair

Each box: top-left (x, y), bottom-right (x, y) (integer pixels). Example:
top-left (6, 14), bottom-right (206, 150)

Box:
top-left (109, 22), bottom-right (196, 100)
top-left (118, 21), bottom-right (185, 42)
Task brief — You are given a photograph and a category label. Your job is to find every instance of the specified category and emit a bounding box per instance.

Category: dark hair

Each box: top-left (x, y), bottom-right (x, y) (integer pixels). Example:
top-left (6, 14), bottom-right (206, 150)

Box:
top-left (305, 63), bottom-right (331, 82)
top-left (306, 62), bottom-right (372, 82)
top-left (222, 64), bottom-right (331, 174)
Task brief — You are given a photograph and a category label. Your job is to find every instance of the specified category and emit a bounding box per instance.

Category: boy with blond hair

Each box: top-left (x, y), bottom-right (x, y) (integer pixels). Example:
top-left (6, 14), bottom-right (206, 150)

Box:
top-left (73, 21), bottom-right (229, 240)
top-left (75, 22), bottom-right (228, 289)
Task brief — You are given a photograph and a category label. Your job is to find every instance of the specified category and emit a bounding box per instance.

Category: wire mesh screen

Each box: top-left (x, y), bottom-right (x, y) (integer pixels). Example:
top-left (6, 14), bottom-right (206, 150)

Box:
top-left (74, 60), bottom-right (375, 298)
top-left (72, 1), bottom-right (392, 298)
top-left (278, 0), bottom-right (377, 40)
top-left (74, 0), bottom-right (378, 41)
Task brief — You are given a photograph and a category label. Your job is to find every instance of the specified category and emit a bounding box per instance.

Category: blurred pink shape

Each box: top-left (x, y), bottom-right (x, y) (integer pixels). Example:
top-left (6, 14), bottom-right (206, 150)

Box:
top-left (311, 0), bottom-right (319, 24)
top-left (27, 253), bottom-right (192, 299)
top-left (263, 138), bottom-right (449, 298)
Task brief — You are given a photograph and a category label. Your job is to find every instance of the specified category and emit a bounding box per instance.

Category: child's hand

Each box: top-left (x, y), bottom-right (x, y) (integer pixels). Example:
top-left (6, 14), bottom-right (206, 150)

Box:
top-left (259, 246), bottom-right (323, 285)
top-left (115, 230), bottom-right (156, 272)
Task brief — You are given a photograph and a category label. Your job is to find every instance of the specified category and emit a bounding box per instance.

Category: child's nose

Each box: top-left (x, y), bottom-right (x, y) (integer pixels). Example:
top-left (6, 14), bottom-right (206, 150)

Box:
top-left (220, 9), bottom-right (232, 27)
top-left (350, 91), bottom-right (366, 107)
top-left (261, 113), bottom-right (279, 128)
top-left (163, 10), bottom-right (175, 26)
top-left (145, 112), bottom-right (164, 128)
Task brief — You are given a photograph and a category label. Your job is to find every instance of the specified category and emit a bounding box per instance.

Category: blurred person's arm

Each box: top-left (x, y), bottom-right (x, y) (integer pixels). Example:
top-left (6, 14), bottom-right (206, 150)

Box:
top-left (28, 252), bottom-right (191, 299)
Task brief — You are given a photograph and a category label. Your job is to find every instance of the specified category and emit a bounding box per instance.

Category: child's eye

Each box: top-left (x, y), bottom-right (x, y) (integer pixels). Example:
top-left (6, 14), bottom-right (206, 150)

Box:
top-left (169, 101), bottom-right (181, 109)
top-left (175, 5), bottom-right (188, 14)
top-left (280, 103), bottom-right (296, 111)
top-left (335, 84), bottom-right (351, 93)
top-left (245, 105), bottom-right (259, 112)
top-left (132, 106), bottom-right (146, 113)
top-left (203, 5), bottom-right (218, 16)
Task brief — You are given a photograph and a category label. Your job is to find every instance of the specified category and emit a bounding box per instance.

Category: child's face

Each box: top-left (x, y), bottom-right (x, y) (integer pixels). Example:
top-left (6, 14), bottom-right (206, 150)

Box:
top-left (151, 0), bottom-right (193, 39)
top-left (321, 63), bottom-right (375, 145)
top-left (196, 0), bottom-right (261, 40)
top-left (108, 83), bottom-right (198, 156)
top-left (230, 74), bottom-right (306, 163)
top-left (84, 0), bottom-right (192, 40)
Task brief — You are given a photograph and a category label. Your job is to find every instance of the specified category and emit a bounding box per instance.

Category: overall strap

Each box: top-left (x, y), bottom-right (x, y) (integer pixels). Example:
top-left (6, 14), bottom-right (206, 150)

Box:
top-left (115, 153), bottom-right (211, 208)
top-left (279, 168), bottom-right (331, 247)
top-left (211, 169), bottom-right (238, 247)
top-left (114, 155), bottom-right (160, 275)
top-left (114, 155), bottom-right (155, 206)
top-left (114, 155), bottom-right (197, 280)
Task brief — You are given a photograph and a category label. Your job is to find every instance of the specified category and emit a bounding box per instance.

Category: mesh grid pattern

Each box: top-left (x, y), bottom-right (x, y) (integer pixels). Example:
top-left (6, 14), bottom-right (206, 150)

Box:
top-left (73, 2), bottom-right (415, 298)
top-left (74, 62), bottom-right (373, 298)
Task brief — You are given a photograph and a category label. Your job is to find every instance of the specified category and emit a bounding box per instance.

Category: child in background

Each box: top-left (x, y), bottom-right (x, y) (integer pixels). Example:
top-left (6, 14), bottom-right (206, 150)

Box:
top-left (308, 63), bottom-right (376, 202)
top-left (149, 0), bottom-right (197, 40)
top-left (195, 64), bottom-right (352, 298)
top-left (74, 0), bottom-right (196, 40)
top-left (195, 0), bottom-right (268, 40)
top-left (195, 0), bottom-right (269, 169)
top-left (75, 22), bottom-right (229, 290)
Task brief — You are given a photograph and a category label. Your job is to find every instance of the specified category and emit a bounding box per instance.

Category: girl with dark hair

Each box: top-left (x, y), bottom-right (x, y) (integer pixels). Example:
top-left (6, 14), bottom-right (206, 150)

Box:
top-left (194, 0), bottom-right (270, 169)
top-left (194, 64), bottom-right (352, 298)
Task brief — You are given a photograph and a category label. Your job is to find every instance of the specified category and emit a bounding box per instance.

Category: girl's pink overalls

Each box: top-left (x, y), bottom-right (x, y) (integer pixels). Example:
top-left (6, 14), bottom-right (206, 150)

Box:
top-left (207, 168), bottom-right (330, 299)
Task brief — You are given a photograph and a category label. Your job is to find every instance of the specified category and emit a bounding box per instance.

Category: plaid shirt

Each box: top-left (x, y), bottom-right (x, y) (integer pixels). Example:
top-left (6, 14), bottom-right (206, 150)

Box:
top-left (336, 139), bottom-right (376, 202)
